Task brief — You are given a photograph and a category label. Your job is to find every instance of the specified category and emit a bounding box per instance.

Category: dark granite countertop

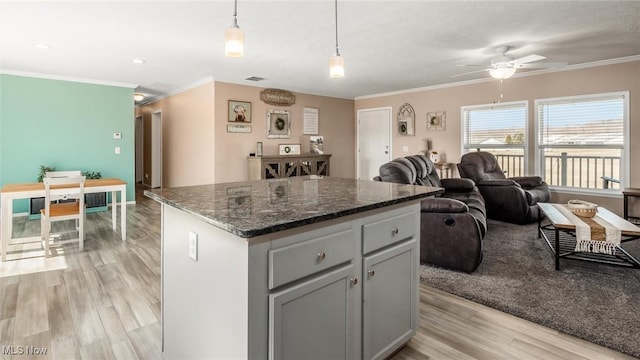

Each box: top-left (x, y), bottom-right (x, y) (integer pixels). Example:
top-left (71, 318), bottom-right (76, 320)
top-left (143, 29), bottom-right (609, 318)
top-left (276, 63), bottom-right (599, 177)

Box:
top-left (144, 176), bottom-right (443, 238)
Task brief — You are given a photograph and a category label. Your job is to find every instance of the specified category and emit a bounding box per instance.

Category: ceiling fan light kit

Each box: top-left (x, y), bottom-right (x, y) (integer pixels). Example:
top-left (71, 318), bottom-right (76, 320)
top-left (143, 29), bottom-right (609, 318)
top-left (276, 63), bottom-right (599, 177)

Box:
top-left (455, 45), bottom-right (567, 80)
top-left (224, 0), bottom-right (244, 58)
top-left (489, 67), bottom-right (517, 79)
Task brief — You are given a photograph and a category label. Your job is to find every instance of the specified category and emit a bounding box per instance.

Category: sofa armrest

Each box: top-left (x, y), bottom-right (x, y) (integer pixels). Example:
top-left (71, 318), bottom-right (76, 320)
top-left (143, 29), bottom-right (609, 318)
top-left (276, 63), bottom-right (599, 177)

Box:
top-left (441, 178), bottom-right (476, 192)
top-left (510, 176), bottom-right (543, 188)
top-left (477, 179), bottom-right (520, 187)
top-left (421, 198), bottom-right (469, 213)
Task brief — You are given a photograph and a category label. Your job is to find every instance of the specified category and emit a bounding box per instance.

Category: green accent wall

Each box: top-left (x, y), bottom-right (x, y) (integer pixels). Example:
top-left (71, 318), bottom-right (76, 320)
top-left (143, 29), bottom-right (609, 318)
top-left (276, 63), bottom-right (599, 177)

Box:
top-left (0, 74), bottom-right (135, 213)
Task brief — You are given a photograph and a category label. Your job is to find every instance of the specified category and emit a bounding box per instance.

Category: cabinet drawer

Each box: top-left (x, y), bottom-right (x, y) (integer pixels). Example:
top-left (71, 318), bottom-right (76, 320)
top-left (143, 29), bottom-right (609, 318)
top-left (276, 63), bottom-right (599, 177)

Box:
top-left (362, 212), bottom-right (416, 254)
top-left (269, 229), bottom-right (356, 289)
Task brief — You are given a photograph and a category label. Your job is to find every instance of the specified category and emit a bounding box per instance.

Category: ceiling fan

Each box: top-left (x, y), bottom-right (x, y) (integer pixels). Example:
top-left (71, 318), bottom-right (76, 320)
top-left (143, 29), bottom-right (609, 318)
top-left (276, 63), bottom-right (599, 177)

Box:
top-left (453, 46), bottom-right (567, 79)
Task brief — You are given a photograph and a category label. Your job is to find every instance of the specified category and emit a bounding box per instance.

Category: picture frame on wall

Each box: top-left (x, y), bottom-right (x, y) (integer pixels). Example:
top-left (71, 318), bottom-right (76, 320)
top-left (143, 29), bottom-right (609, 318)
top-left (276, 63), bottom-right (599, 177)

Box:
top-left (278, 144), bottom-right (301, 155)
top-left (228, 100), bottom-right (252, 123)
top-left (267, 109), bottom-right (291, 138)
top-left (427, 111), bottom-right (446, 131)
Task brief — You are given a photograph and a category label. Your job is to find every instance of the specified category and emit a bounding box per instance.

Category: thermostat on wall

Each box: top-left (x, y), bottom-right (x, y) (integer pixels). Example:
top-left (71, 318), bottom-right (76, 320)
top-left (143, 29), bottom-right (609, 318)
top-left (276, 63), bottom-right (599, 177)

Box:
top-left (113, 132), bottom-right (122, 140)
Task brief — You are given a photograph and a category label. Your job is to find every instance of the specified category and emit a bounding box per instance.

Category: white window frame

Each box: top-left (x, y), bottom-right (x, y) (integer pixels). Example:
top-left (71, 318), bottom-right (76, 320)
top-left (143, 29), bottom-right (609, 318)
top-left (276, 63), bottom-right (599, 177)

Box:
top-left (534, 91), bottom-right (629, 195)
top-left (460, 100), bottom-right (529, 175)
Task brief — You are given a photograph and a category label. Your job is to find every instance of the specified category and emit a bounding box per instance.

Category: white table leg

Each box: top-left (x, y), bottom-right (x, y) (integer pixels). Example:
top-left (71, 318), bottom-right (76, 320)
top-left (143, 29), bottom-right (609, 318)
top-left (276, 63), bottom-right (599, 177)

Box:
top-left (111, 191), bottom-right (117, 230)
top-left (1, 197), bottom-right (13, 262)
top-left (121, 187), bottom-right (126, 241)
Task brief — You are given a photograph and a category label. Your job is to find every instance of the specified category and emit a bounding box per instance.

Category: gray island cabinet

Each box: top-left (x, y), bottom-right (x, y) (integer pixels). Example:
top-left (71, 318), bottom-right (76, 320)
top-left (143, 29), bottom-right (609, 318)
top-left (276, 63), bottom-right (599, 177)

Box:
top-left (145, 176), bottom-right (443, 360)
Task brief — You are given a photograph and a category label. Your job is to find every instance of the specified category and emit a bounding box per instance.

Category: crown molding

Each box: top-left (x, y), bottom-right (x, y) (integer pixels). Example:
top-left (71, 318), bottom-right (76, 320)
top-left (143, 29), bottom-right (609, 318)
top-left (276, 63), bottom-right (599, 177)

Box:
top-left (141, 76), bottom-right (215, 105)
top-left (0, 69), bottom-right (138, 88)
top-left (355, 55), bottom-right (640, 101)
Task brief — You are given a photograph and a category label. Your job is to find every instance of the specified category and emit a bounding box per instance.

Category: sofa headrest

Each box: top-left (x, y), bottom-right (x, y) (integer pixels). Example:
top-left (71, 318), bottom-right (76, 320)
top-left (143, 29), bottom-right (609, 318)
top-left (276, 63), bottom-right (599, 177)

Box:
top-left (379, 159), bottom-right (416, 184)
top-left (405, 154), bottom-right (442, 187)
top-left (458, 151), bottom-right (507, 183)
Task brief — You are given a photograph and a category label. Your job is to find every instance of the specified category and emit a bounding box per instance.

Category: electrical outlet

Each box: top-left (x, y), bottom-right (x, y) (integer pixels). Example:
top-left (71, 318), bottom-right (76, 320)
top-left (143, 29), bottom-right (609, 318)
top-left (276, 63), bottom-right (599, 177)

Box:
top-left (189, 231), bottom-right (198, 261)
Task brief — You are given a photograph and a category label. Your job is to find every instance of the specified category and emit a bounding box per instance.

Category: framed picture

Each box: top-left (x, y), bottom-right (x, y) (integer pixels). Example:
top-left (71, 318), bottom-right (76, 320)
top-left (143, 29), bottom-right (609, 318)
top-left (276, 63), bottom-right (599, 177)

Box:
top-left (397, 103), bottom-right (415, 136)
top-left (279, 144), bottom-right (301, 155)
top-left (427, 111), bottom-right (446, 131)
top-left (267, 109), bottom-right (291, 138)
top-left (228, 100), bottom-right (252, 123)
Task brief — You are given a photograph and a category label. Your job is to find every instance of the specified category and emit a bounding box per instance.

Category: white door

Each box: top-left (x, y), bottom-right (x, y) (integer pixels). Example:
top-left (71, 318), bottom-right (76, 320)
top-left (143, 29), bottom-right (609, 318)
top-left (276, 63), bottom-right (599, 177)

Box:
top-left (357, 108), bottom-right (392, 180)
top-left (151, 111), bottom-right (162, 188)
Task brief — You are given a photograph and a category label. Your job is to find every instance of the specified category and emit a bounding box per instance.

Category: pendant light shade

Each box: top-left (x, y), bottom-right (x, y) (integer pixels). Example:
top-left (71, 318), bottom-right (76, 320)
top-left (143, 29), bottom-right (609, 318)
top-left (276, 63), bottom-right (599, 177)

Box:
top-left (224, 0), bottom-right (244, 58)
top-left (329, 0), bottom-right (344, 78)
top-left (489, 67), bottom-right (516, 80)
top-left (330, 54), bottom-right (344, 78)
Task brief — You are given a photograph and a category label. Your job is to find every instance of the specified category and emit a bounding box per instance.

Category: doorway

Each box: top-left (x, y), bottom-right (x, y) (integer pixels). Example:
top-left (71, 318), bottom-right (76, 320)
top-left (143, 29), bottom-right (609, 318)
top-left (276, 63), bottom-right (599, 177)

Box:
top-left (357, 107), bottom-right (392, 181)
top-left (150, 110), bottom-right (162, 188)
top-left (135, 115), bottom-right (143, 184)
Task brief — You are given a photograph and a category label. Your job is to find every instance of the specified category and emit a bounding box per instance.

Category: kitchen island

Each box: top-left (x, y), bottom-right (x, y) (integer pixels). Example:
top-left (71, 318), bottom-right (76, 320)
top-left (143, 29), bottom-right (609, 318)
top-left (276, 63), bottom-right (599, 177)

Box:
top-left (145, 176), bottom-right (443, 360)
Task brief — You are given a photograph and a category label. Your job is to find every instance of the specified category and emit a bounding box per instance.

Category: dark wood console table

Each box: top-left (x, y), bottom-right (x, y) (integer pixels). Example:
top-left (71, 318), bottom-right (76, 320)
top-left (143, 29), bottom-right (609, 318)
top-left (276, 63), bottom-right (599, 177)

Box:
top-left (248, 154), bottom-right (331, 180)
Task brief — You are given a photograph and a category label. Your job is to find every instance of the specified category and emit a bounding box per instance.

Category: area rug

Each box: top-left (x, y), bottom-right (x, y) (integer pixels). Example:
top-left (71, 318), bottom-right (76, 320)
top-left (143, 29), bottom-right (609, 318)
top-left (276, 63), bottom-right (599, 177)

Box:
top-left (419, 220), bottom-right (640, 358)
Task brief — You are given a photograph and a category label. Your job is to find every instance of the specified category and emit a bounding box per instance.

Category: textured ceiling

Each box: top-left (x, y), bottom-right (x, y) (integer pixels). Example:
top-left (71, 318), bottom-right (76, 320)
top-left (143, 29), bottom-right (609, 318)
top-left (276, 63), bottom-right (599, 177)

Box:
top-left (1, 1), bottom-right (639, 100)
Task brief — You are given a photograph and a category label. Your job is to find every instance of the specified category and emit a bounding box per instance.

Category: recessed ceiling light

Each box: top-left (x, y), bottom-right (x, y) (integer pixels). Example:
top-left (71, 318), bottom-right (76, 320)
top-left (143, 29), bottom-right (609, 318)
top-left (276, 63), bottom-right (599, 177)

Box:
top-left (132, 59), bottom-right (146, 64)
top-left (34, 43), bottom-right (51, 50)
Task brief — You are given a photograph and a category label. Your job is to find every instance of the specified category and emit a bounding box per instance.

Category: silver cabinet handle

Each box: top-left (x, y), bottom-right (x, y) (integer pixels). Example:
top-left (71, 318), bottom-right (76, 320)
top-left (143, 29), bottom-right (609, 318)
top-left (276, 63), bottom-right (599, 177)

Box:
top-left (367, 270), bottom-right (375, 277)
top-left (317, 251), bottom-right (326, 261)
top-left (391, 227), bottom-right (399, 236)
top-left (350, 277), bottom-right (358, 286)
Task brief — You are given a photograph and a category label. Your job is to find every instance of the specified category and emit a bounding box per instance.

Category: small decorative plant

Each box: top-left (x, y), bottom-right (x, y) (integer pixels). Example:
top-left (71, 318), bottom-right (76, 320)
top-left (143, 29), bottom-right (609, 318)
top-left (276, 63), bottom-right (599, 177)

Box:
top-left (37, 165), bottom-right (102, 181)
top-left (37, 165), bottom-right (56, 182)
top-left (82, 171), bottom-right (102, 179)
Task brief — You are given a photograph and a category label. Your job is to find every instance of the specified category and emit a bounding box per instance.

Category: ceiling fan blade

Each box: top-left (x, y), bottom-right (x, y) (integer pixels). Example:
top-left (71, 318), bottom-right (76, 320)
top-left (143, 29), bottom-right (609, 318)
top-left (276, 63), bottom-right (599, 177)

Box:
top-left (516, 62), bottom-right (568, 69)
top-left (456, 64), bottom-right (489, 67)
top-left (511, 54), bottom-right (546, 65)
top-left (451, 68), bottom-right (489, 78)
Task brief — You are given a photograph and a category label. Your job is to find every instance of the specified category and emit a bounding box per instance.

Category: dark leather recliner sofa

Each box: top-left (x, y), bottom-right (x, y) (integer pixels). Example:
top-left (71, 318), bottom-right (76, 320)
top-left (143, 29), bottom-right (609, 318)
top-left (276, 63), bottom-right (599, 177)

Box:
top-left (457, 151), bottom-right (550, 224)
top-left (375, 154), bottom-right (486, 273)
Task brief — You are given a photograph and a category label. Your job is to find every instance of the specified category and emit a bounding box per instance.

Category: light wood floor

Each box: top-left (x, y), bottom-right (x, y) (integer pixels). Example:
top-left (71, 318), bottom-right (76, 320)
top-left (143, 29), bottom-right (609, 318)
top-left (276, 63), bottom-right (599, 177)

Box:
top-left (0, 187), bottom-right (636, 359)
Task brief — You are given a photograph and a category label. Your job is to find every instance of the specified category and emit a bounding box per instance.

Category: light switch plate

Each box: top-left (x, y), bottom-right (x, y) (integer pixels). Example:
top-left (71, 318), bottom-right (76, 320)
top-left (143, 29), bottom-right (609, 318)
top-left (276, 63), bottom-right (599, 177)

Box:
top-left (115, 147), bottom-right (121, 154)
top-left (402, 146), bottom-right (409, 153)
top-left (189, 231), bottom-right (198, 261)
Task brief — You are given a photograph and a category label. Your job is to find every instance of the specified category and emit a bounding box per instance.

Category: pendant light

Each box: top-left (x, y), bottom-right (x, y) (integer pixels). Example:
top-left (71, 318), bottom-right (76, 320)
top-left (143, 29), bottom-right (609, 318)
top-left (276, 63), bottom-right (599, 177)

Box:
top-left (224, 0), bottom-right (244, 58)
top-left (329, 0), bottom-right (344, 78)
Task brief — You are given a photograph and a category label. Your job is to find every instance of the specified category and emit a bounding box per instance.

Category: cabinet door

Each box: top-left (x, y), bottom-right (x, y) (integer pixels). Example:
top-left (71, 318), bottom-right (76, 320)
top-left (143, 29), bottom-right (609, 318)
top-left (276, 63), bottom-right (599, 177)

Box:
top-left (363, 239), bottom-right (418, 360)
top-left (269, 264), bottom-right (358, 360)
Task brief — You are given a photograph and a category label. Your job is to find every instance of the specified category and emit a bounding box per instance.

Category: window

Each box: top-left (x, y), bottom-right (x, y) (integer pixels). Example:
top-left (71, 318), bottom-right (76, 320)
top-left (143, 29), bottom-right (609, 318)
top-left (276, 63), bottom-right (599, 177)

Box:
top-left (535, 92), bottom-right (628, 191)
top-left (462, 101), bottom-right (528, 177)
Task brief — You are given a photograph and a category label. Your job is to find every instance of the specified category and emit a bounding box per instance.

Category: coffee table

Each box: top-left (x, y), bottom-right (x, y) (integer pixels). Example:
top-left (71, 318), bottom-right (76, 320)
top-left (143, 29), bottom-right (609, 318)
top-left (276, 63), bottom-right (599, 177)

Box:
top-left (538, 203), bottom-right (640, 270)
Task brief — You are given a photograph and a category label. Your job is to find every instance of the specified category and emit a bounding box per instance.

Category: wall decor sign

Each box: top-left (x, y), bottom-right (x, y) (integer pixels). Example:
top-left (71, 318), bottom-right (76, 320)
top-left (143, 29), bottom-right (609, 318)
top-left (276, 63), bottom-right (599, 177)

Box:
top-left (397, 103), bottom-right (415, 136)
top-left (303, 107), bottom-right (319, 134)
top-left (227, 124), bottom-right (252, 133)
top-left (427, 111), bottom-right (446, 131)
top-left (267, 109), bottom-right (291, 138)
top-left (279, 144), bottom-right (301, 155)
top-left (228, 100), bottom-right (251, 122)
top-left (260, 89), bottom-right (296, 106)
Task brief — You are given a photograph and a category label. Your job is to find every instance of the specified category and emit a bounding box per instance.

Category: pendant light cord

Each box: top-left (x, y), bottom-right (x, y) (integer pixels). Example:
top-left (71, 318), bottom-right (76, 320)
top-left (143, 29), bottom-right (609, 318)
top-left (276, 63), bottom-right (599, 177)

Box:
top-left (334, 0), bottom-right (340, 56)
top-left (232, 0), bottom-right (239, 27)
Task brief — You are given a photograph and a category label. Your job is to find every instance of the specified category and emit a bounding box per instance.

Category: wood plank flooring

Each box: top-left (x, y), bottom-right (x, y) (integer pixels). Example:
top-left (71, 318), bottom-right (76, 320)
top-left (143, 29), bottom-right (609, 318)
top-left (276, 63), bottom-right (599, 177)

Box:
top-left (0, 186), bottom-right (635, 359)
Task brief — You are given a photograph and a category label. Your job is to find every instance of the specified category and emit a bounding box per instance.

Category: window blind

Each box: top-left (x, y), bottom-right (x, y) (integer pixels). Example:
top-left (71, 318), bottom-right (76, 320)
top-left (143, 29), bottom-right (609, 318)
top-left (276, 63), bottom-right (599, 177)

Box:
top-left (463, 102), bottom-right (526, 148)
top-left (537, 95), bottom-right (624, 146)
